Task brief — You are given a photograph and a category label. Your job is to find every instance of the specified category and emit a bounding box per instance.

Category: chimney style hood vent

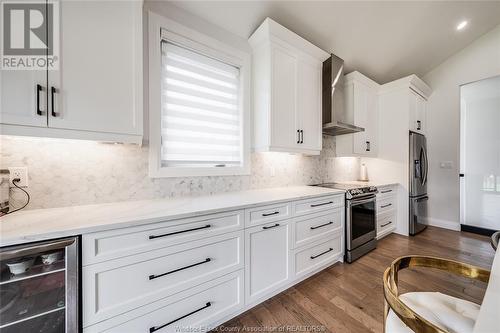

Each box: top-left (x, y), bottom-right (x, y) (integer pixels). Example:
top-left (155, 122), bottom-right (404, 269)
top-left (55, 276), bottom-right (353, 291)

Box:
top-left (322, 54), bottom-right (365, 136)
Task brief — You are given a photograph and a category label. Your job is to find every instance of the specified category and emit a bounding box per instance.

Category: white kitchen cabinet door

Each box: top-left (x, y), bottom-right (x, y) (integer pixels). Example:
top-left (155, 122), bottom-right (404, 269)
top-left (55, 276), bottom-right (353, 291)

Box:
top-left (245, 221), bottom-right (291, 305)
top-left (249, 18), bottom-right (328, 155)
top-left (409, 89), bottom-right (426, 134)
top-left (270, 44), bottom-right (298, 150)
top-left (47, 0), bottom-right (142, 138)
top-left (336, 72), bottom-right (379, 157)
top-left (0, 70), bottom-right (47, 127)
top-left (297, 58), bottom-right (322, 151)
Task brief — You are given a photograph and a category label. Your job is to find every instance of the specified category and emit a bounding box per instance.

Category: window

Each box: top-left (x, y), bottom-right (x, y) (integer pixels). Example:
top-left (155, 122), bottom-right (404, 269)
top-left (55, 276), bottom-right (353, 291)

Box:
top-left (161, 43), bottom-right (241, 168)
top-left (148, 13), bottom-right (250, 177)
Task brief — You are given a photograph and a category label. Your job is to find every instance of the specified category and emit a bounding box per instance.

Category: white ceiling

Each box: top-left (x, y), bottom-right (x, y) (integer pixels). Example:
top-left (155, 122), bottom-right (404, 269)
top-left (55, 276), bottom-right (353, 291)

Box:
top-left (168, 1), bottom-right (500, 84)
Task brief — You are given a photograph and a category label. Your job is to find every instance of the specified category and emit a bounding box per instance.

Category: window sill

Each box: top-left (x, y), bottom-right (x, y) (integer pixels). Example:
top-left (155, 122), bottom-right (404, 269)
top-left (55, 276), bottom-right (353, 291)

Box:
top-left (149, 165), bottom-right (251, 178)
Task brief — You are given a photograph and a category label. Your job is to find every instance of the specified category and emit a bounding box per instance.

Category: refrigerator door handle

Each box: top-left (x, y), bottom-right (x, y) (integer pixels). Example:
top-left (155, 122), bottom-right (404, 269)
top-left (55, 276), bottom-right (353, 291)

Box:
top-left (422, 147), bottom-right (428, 185)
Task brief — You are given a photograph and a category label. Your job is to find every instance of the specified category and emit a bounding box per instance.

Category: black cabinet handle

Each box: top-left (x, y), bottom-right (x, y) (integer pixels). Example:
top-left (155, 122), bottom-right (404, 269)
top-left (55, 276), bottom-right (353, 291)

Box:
top-left (310, 221), bottom-right (334, 230)
top-left (262, 211), bottom-right (279, 217)
top-left (300, 130), bottom-right (304, 144)
top-left (149, 258), bottom-right (211, 280)
top-left (36, 84), bottom-right (43, 115)
top-left (149, 224), bottom-right (211, 240)
top-left (310, 247), bottom-right (333, 259)
top-left (366, 141), bottom-right (371, 152)
top-left (380, 203), bottom-right (392, 208)
top-left (381, 221), bottom-right (392, 228)
top-left (417, 120), bottom-right (421, 130)
top-left (149, 302), bottom-right (212, 333)
top-left (310, 201), bottom-right (333, 208)
top-left (297, 130), bottom-right (300, 144)
top-left (262, 223), bottom-right (280, 230)
top-left (380, 189), bottom-right (392, 194)
top-left (51, 86), bottom-right (57, 117)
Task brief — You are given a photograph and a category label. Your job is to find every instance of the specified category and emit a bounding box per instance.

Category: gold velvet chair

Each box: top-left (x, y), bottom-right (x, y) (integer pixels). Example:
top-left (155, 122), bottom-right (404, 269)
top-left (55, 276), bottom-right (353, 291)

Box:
top-left (491, 231), bottom-right (499, 251)
top-left (383, 256), bottom-right (490, 333)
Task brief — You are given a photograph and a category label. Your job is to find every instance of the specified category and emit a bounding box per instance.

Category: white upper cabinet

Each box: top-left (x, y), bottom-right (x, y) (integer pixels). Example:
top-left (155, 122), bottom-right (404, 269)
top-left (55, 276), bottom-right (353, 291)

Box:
top-left (336, 71), bottom-right (379, 157)
top-left (249, 18), bottom-right (328, 155)
top-left (409, 89), bottom-right (427, 134)
top-left (0, 71), bottom-right (48, 127)
top-left (0, 0), bottom-right (143, 143)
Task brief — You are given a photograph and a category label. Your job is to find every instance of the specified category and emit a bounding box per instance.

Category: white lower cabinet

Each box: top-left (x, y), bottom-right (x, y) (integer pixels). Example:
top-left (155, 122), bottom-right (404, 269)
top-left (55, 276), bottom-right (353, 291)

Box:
top-left (245, 221), bottom-right (291, 305)
top-left (293, 230), bottom-right (343, 278)
top-left (84, 271), bottom-right (244, 333)
top-left (83, 231), bottom-right (243, 326)
top-left (82, 193), bottom-right (345, 332)
top-left (376, 185), bottom-right (398, 239)
top-left (292, 208), bottom-right (342, 249)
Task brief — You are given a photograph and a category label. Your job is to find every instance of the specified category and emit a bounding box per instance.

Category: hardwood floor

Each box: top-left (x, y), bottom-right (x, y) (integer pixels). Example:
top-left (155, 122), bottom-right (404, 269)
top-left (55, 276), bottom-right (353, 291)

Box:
top-left (216, 226), bottom-right (495, 333)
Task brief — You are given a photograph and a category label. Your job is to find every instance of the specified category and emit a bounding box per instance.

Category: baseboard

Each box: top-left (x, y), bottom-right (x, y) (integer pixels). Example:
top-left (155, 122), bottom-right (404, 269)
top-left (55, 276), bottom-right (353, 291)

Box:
top-left (425, 217), bottom-right (460, 231)
top-left (460, 224), bottom-right (497, 236)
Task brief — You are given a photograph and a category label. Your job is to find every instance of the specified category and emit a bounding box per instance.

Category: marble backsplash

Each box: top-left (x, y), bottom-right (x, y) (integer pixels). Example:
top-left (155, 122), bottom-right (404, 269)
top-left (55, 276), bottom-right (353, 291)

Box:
top-left (0, 135), bottom-right (359, 210)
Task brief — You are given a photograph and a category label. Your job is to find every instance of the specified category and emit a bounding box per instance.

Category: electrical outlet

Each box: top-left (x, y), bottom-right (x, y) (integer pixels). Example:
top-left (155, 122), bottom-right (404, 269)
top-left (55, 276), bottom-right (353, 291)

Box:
top-left (8, 167), bottom-right (28, 187)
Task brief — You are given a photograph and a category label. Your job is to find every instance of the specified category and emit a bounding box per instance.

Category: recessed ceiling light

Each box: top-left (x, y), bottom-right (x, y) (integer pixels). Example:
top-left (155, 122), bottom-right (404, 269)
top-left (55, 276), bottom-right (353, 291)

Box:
top-left (456, 21), bottom-right (468, 31)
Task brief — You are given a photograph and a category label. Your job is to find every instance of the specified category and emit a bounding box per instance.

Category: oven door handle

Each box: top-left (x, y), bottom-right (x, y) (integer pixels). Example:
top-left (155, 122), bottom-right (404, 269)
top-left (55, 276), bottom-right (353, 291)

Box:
top-left (349, 196), bottom-right (376, 206)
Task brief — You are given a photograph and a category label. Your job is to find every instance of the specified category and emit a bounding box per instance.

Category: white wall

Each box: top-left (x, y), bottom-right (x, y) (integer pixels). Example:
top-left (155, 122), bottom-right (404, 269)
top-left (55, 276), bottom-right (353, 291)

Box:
top-left (423, 24), bottom-right (500, 230)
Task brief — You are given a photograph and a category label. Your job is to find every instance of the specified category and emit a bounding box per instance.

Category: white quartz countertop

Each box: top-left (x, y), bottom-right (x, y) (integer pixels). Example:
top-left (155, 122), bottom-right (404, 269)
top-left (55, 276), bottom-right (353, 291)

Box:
top-left (331, 181), bottom-right (399, 188)
top-left (473, 246), bottom-right (500, 333)
top-left (0, 186), bottom-right (344, 247)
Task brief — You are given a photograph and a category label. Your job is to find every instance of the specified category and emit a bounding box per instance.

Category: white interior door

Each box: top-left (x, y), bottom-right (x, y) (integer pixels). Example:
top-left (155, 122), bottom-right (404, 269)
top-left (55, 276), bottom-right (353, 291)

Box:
top-left (460, 75), bottom-right (500, 230)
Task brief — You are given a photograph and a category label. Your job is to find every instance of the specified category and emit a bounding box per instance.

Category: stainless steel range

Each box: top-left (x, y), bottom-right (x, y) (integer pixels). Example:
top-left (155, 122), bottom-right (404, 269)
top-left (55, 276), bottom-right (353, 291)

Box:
top-left (314, 183), bottom-right (378, 263)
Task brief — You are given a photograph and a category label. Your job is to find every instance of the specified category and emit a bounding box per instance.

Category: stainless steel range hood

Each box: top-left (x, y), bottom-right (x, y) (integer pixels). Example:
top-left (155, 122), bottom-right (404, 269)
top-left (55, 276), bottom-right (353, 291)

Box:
top-left (322, 54), bottom-right (365, 136)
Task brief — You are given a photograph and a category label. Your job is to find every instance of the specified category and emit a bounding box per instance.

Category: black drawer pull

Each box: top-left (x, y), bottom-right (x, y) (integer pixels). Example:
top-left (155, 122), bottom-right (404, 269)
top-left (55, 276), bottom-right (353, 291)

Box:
top-left (149, 225), bottom-right (211, 240)
top-left (310, 248), bottom-right (333, 260)
top-left (310, 221), bottom-right (334, 230)
top-left (310, 201), bottom-right (333, 208)
top-left (262, 211), bottom-right (280, 217)
top-left (381, 221), bottom-right (392, 228)
top-left (263, 223), bottom-right (280, 230)
top-left (149, 258), bottom-right (211, 280)
top-left (380, 203), bottom-right (392, 208)
top-left (380, 189), bottom-right (392, 194)
top-left (149, 302), bottom-right (212, 333)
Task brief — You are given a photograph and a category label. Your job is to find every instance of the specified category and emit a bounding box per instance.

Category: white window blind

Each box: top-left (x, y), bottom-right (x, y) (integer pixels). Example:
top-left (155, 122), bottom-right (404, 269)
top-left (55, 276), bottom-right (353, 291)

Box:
top-left (161, 42), bottom-right (242, 168)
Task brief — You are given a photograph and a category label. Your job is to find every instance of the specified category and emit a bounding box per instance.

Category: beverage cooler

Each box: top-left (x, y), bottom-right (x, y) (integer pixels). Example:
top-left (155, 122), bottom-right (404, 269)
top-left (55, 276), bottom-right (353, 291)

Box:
top-left (0, 237), bottom-right (79, 332)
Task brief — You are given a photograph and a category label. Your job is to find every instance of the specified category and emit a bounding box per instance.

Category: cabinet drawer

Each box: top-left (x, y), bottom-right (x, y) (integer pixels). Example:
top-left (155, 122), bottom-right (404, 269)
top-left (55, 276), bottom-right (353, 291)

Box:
top-left (83, 231), bottom-right (243, 326)
top-left (245, 202), bottom-right (291, 227)
top-left (377, 185), bottom-right (397, 198)
top-left (294, 231), bottom-right (343, 278)
top-left (82, 210), bottom-right (243, 265)
top-left (293, 208), bottom-right (343, 249)
top-left (377, 195), bottom-right (396, 215)
top-left (293, 195), bottom-right (343, 216)
top-left (84, 270), bottom-right (244, 333)
top-left (377, 211), bottom-right (396, 235)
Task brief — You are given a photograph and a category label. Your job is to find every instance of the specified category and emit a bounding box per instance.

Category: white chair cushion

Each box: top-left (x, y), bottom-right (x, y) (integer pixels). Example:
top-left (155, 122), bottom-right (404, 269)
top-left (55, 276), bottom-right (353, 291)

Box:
top-left (385, 292), bottom-right (480, 333)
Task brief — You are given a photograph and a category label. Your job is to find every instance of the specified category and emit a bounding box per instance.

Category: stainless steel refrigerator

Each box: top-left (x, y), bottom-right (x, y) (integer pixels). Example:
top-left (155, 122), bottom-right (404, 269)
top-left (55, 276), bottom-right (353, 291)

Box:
top-left (409, 132), bottom-right (428, 235)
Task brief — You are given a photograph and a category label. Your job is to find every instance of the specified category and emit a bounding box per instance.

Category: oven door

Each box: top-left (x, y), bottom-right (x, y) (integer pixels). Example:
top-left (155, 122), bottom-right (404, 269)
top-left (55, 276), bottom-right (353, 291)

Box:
top-left (346, 195), bottom-right (377, 250)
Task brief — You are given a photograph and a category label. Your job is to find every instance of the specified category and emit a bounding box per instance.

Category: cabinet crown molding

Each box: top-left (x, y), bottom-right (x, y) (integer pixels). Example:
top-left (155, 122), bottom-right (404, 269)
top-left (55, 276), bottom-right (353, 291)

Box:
top-left (345, 71), bottom-right (380, 89)
top-left (379, 74), bottom-right (432, 99)
top-left (248, 18), bottom-right (329, 61)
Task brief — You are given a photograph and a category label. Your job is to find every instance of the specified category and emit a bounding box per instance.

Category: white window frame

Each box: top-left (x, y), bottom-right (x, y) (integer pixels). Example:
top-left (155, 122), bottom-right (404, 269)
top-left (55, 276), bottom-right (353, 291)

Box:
top-left (148, 12), bottom-right (251, 178)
